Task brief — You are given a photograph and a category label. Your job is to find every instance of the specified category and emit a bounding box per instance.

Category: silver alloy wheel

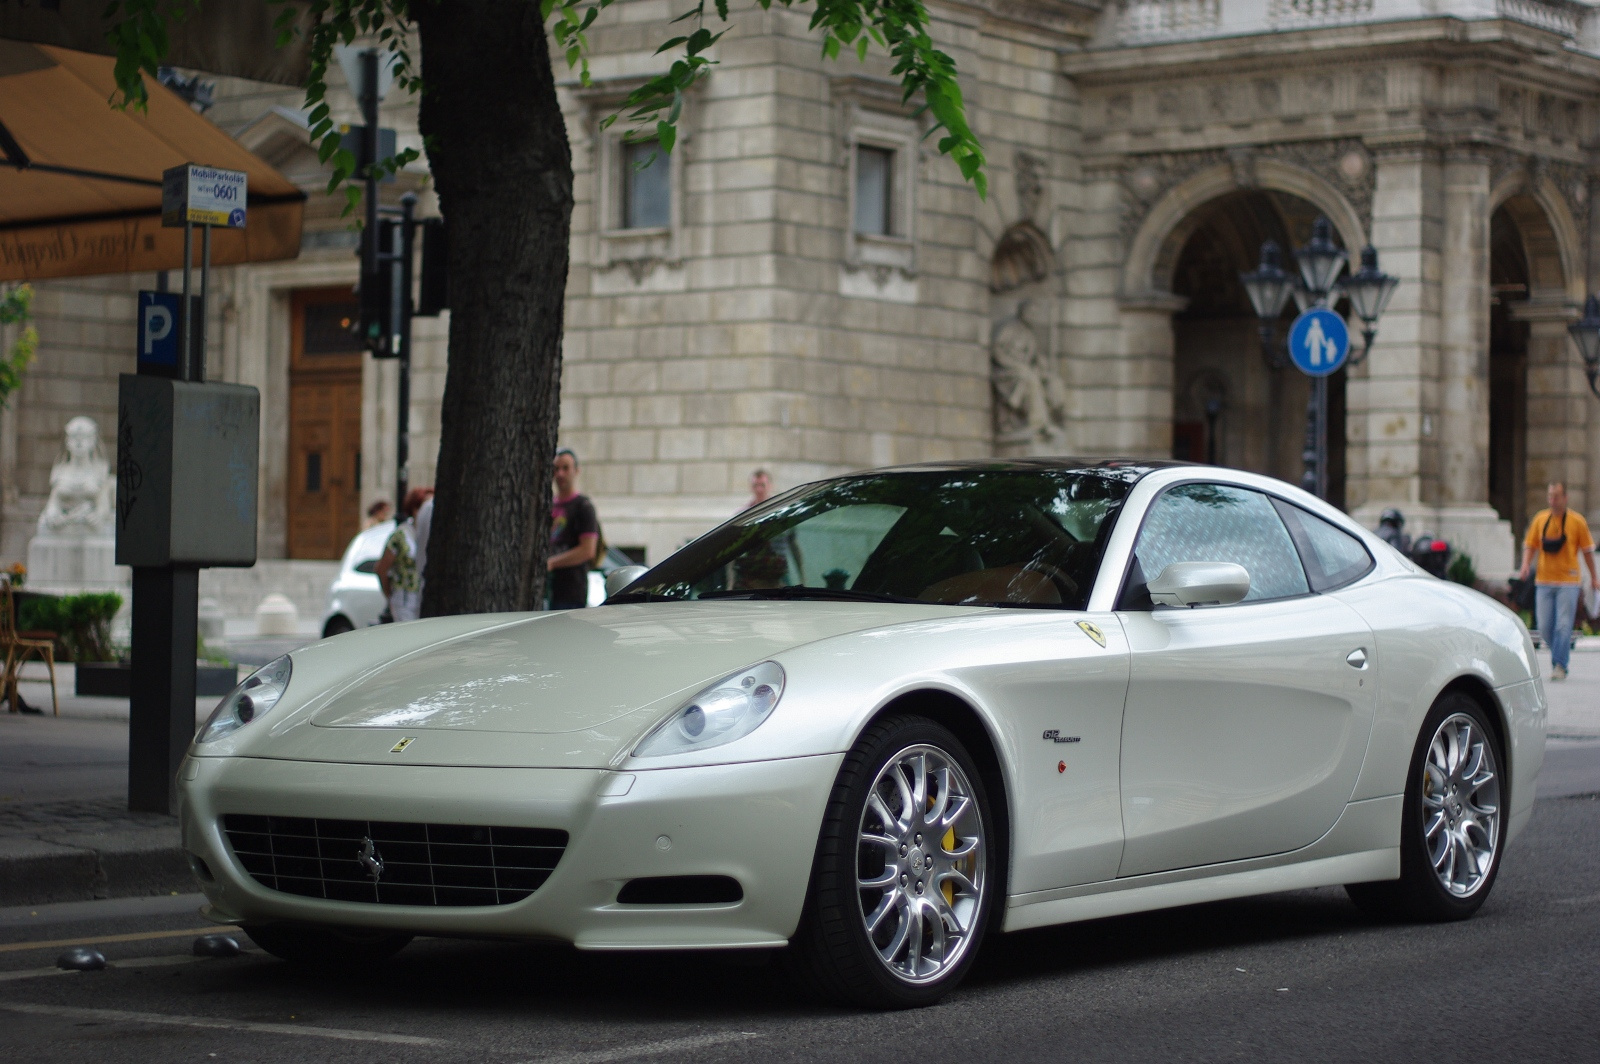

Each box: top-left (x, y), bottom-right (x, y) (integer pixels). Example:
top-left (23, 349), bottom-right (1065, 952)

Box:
top-left (1421, 712), bottom-right (1501, 897)
top-left (856, 744), bottom-right (986, 985)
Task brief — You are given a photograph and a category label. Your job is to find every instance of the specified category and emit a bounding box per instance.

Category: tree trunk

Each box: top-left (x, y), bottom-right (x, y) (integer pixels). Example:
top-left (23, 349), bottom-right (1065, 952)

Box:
top-left (413, 0), bottom-right (571, 615)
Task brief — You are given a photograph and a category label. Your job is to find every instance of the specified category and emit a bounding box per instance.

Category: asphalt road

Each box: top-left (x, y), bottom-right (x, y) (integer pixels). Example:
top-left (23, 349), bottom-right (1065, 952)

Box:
top-left (2, 787), bottom-right (1598, 1064)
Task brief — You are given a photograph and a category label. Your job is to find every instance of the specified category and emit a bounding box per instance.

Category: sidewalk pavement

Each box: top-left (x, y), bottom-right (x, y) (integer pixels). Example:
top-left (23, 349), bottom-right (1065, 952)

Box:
top-left (2, 639), bottom-right (1599, 907)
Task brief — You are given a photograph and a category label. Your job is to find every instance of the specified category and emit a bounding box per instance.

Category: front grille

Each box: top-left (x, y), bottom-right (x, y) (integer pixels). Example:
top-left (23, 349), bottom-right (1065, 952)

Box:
top-left (222, 814), bottom-right (568, 907)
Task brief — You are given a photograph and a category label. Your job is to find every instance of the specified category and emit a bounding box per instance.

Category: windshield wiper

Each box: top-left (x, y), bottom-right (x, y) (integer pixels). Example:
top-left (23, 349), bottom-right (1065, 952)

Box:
top-left (606, 589), bottom-right (688, 603)
top-left (698, 586), bottom-right (919, 604)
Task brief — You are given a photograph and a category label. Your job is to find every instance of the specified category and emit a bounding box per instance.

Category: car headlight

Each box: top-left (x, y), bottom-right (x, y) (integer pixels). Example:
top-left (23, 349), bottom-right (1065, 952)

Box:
top-left (196, 655), bottom-right (292, 745)
top-left (633, 661), bottom-right (785, 757)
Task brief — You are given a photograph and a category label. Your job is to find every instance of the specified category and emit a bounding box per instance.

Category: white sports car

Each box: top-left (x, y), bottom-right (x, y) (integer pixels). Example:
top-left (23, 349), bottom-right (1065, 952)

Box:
top-left (179, 461), bottom-right (1544, 1008)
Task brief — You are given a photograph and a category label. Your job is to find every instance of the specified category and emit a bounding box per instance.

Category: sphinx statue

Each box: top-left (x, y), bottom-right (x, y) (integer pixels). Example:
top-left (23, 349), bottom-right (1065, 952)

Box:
top-left (26, 416), bottom-right (118, 589)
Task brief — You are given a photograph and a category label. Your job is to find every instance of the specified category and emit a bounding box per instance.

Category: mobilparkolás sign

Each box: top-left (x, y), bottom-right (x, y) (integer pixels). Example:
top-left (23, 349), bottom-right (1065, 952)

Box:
top-left (162, 164), bottom-right (248, 228)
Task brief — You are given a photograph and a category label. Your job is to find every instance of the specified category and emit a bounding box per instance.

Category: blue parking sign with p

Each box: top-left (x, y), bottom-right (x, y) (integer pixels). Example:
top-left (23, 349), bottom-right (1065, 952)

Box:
top-left (138, 291), bottom-right (181, 376)
top-left (1287, 307), bottom-right (1350, 377)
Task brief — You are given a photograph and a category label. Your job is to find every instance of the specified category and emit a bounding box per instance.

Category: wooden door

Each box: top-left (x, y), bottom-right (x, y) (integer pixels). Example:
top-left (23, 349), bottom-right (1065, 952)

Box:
top-left (287, 289), bottom-right (364, 559)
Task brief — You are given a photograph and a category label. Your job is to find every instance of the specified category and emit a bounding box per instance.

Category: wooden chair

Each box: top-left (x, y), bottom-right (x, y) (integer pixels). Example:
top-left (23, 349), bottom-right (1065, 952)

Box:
top-left (2, 578), bottom-right (58, 715)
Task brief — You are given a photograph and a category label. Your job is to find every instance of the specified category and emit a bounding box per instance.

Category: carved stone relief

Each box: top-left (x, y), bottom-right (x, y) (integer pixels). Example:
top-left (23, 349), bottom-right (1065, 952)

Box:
top-left (991, 303), bottom-right (1067, 447)
top-left (1118, 138), bottom-right (1376, 242)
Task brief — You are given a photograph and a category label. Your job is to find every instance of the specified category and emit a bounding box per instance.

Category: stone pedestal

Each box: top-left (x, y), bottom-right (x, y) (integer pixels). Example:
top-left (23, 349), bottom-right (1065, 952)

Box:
top-left (25, 533), bottom-right (118, 592)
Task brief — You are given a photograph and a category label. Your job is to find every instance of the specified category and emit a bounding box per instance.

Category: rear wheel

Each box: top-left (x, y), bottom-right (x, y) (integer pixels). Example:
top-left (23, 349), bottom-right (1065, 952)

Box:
top-left (1346, 692), bottom-right (1505, 921)
top-left (791, 715), bottom-right (995, 1009)
top-left (243, 924), bottom-right (412, 968)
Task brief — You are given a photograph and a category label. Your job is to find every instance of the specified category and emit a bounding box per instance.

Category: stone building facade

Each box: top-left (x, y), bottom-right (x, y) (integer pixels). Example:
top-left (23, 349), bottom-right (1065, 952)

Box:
top-left (6, 0), bottom-right (1600, 620)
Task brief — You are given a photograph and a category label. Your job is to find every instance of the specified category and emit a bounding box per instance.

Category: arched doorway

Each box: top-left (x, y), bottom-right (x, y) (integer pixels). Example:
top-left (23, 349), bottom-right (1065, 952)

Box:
top-left (1489, 186), bottom-right (1584, 532)
top-left (1167, 190), bottom-right (1348, 504)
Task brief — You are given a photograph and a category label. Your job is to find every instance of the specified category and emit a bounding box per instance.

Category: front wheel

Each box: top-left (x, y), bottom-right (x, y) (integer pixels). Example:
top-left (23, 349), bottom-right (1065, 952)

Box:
top-left (791, 715), bottom-right (996, 1009)
top-left (243, 924), bottom-right (412, 968)
top-left (1346, 692), bottom-right (1505, 921)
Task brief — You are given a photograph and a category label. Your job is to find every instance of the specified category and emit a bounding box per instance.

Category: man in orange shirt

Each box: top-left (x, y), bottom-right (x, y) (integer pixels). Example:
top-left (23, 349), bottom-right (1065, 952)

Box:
top-left (1519, 481), bottom-right (1598, 681)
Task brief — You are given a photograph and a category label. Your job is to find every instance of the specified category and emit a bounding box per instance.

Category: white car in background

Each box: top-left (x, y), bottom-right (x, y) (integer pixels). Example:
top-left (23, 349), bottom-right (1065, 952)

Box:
top-left (321, 522), bottom-right (633, 636)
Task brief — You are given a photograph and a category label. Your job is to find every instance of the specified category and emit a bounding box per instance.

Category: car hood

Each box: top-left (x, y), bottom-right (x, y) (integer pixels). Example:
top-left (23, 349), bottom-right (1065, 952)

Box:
top-left (228, 601), bottom-right (966, 769)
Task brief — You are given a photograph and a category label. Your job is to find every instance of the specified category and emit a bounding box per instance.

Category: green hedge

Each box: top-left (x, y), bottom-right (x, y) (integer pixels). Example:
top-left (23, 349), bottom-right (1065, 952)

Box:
top-left (17, 592), bottom-right (122, 662)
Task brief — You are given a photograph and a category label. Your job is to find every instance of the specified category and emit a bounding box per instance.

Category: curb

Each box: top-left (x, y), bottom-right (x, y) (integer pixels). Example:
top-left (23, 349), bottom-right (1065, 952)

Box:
top-left (0, 840), bottom-right (192, 908)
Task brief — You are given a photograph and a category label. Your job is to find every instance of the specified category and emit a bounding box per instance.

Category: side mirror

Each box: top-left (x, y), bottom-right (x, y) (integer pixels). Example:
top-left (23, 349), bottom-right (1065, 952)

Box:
top-left (604, 565), bottom-right (650, 599)
top-left (1147, 561), bottom-right (1250, 608)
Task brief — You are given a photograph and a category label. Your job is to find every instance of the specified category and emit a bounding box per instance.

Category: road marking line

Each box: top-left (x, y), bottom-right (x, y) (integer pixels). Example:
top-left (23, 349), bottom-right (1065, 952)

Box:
top-left (0, 1002), bottom-right (445, 1046)
top-left (0, 925), bottom-right (238, 954)
top-left (1554, 892), bottom-right (1600, 905)
top-left (520, 1031), bottom-right (763, 1064)
top-left (0, 966), bottom-right (79, 983)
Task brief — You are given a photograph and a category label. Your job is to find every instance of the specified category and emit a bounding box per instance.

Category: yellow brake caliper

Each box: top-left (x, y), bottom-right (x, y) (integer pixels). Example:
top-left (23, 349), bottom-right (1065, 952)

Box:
top-left (942, 827), bottom-right (957, 904)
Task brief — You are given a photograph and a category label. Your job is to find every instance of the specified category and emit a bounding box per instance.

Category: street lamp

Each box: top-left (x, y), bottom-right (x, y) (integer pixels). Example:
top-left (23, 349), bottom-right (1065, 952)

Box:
top-left (1566, 294), bottom-right (1600, 400)
top-left (1295, 216), bottom-right (1347, 298)
top-left (1239, 240), bottom-right (1295, 369)
top-left (1340, 245), bottom-right (1399, 367)
top-left (1239, 217), bottom-right (1397, 500)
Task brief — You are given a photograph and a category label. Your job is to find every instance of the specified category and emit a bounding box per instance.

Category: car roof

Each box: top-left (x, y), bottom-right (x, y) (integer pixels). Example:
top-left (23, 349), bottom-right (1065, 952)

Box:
top-left (841, 458), bottom-right (1185, 482)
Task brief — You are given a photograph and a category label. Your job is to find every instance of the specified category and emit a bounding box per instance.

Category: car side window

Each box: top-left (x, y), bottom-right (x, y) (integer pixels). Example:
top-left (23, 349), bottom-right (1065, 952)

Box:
top-left (1272, 501), bottom-right (1374, 592)
top-left (1131, 483), bottom-right (1310, 603)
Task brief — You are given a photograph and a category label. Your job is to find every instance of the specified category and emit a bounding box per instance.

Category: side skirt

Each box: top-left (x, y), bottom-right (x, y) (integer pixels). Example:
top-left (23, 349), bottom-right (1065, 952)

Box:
top-left (1003, 795), bottom-right (1400, 934)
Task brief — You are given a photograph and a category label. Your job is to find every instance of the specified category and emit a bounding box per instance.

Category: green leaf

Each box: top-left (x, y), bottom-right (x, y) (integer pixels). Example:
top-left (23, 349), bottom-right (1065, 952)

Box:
top-left (656, 120), bottom-right (676, 155)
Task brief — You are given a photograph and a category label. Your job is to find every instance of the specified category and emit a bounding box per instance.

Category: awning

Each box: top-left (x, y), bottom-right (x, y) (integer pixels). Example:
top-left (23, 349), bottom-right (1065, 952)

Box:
top-left (0, 41), bottom-right (305, 283)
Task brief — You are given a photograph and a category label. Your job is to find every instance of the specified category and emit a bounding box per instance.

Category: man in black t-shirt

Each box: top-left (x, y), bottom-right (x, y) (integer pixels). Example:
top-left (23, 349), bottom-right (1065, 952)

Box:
top-left (547, 449), bottom-right (600, 609)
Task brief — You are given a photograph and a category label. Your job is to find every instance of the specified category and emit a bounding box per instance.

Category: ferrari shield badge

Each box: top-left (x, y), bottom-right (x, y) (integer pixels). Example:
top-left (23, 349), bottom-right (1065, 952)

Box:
top-left (1076, 620), bottom-right (1107, 648)
top-left (390, 736), bottom-right (417, 754)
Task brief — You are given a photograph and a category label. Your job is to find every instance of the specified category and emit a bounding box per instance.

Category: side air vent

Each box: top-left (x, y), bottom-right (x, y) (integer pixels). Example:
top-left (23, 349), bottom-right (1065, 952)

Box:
top-left (617, 875), bottom-right (743, 905)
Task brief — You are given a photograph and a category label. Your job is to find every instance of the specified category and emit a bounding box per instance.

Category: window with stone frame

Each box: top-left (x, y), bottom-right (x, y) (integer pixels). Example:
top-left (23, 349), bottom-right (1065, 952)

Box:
top-left (577, 78), bottom-right (688, 274)
top-left (836, 82), bottom-right (921, 278)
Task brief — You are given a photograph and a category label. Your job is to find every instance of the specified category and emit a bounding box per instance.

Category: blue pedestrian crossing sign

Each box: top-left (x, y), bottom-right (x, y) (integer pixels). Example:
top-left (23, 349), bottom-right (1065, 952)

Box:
top-left (1287, 307), bottom-right (1349, 377)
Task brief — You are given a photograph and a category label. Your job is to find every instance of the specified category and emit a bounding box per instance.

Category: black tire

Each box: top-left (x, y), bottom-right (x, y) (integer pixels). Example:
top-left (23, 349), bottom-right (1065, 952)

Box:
top-left (243, 924), bottom-right (412, 968)
top-left (790, 714), bottom-right (998, 1009)
top-left (1346, 691), bottom-right (1506, 922)
top-left (322, 615), bottom-right (355, 638)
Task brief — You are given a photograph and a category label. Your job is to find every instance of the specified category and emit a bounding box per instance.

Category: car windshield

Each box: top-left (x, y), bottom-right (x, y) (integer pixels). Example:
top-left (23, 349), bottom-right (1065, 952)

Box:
top-left (616, 469), bottom-right (1131, 610)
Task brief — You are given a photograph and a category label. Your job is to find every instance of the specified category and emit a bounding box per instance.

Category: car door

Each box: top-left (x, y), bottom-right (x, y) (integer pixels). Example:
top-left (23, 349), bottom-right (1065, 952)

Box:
top-left (1114, 481), bottom-right (1377, 878)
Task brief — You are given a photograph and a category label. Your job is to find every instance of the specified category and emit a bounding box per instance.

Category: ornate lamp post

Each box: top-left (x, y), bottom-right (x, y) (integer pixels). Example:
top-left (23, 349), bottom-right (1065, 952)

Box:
top-left (1340, 245), bottom-right (1400, 367)
top-left (1241, 217), bottom-right (1398, 499)
top-left (1566, 294), bottom-right (1600, 399)
top-left (1240, 240), bottom-right (1295, 369)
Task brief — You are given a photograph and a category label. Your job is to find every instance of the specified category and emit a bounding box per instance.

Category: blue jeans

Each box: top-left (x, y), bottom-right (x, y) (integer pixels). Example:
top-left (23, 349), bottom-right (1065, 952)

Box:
top-left (1536, 584), bottom-right (1581, 671)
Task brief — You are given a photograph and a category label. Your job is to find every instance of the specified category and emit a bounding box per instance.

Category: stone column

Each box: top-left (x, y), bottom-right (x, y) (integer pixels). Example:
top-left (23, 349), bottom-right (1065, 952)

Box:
top-left (1084, 293), bottom-right (1185, 459)
top-left (1348, 147), bottom-right (1438, 518)
top-left (1519, 299), bottom-right (1587, 517)
top-left (1439, 154), bottom-right (1491, 508)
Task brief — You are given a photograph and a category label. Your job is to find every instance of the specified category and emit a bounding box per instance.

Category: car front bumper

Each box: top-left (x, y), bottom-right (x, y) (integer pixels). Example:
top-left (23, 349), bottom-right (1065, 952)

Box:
top-left (179, 751), bottom-right (842, 950)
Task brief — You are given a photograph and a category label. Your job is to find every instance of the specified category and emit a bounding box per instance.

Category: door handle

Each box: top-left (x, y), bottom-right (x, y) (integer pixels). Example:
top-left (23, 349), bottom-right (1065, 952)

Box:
top-left (1345, 648), bottom-right (1368, 670)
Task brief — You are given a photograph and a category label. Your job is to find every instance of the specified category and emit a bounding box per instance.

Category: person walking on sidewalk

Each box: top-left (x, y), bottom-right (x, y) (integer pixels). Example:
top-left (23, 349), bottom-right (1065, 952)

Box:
top-left (1518, 481), bottom-right (1598, 681)
top-left (547, 449), bottom-right (600, 610)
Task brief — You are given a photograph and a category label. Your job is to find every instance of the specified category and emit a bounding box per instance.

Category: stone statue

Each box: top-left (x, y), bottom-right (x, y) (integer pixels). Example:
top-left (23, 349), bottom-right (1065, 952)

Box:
top-left (27, 416), bottom-right (118, 589)
top-left (991, 305), bottom-right (1066, 447)
top-left (38, 417), bottom-right (115, 537)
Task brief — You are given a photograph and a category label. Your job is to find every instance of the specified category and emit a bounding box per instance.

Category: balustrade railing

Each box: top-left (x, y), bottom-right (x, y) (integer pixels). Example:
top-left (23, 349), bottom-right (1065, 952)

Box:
top-left (1496, 0), bottom-right (1582, 37)
top-left (1112, 0), bottom-right (1588, 46)
top-left (1116, 0), bottom-right (1222, 44)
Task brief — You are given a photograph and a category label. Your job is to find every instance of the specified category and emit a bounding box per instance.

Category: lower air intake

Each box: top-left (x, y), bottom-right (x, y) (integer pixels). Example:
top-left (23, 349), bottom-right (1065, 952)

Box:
top-left (617, 875), bottom-right (744, 905)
